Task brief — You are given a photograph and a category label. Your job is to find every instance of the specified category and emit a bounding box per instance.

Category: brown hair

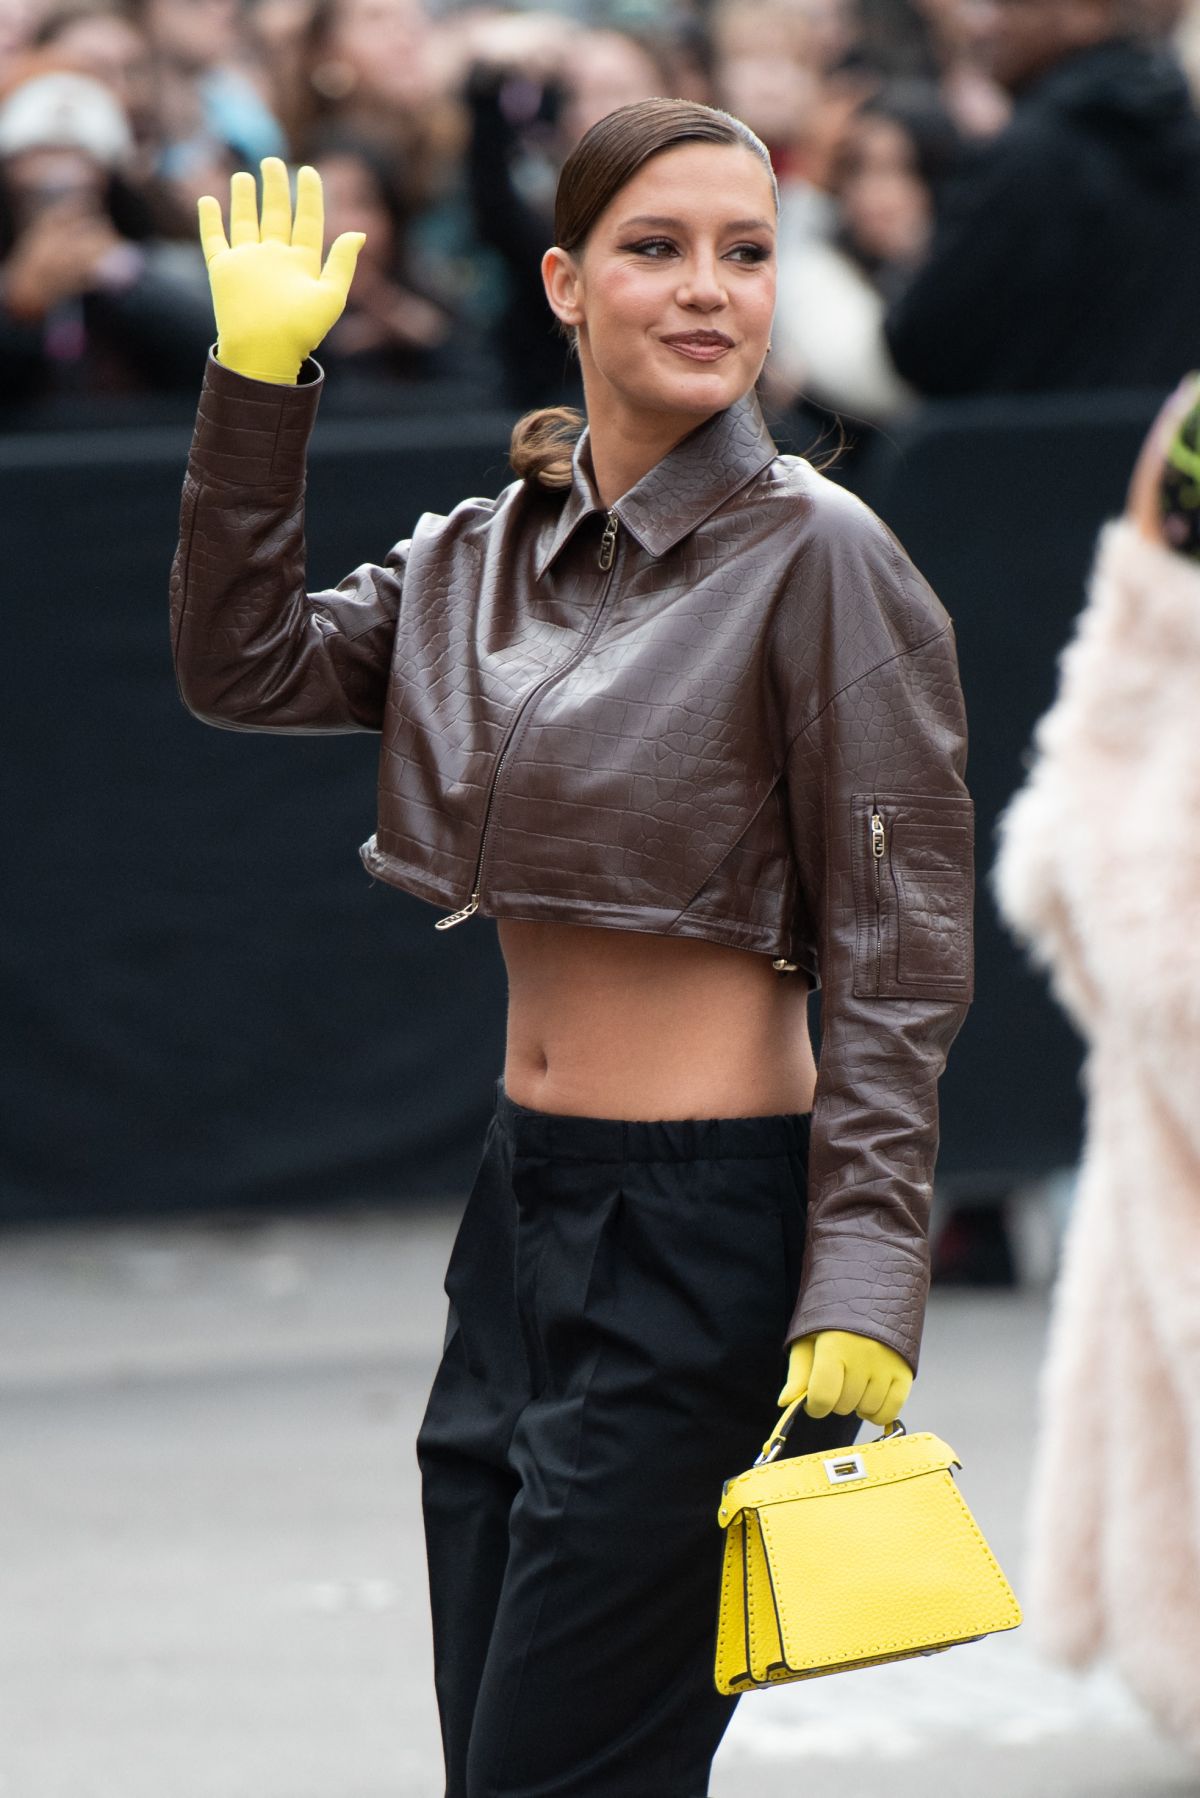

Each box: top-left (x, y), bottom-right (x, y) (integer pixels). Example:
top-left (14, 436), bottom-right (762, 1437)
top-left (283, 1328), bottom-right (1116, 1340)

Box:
top-left (509, 98), bottom-right (778, 489)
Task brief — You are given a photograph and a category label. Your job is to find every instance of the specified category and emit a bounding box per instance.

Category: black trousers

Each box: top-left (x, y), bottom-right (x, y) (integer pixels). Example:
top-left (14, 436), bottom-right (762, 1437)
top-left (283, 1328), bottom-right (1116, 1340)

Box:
top-left (415, 1079), bottom-right (861, 1798)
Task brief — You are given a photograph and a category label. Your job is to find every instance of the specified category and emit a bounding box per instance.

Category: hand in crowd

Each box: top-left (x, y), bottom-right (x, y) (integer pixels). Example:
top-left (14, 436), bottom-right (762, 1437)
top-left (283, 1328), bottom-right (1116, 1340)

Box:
top-left (3, 194), bottom-right (125, 320)
top-left (198, 156), bottom-right (365, 385)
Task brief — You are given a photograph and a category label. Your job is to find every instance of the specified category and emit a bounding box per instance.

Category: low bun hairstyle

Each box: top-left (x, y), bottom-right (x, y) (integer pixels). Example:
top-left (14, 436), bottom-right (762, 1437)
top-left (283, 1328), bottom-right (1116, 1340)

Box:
top-left (509, 98), bottom-right (778, 490)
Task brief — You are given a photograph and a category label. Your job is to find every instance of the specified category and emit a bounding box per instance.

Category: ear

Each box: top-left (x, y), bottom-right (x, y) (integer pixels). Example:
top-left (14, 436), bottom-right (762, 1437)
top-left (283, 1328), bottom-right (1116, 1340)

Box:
top-left (542, 245), bottom-right (584, 329)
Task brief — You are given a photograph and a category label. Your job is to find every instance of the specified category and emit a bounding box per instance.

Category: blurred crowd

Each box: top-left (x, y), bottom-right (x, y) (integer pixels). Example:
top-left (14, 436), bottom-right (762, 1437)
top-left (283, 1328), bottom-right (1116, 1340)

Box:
top-left (3, 0), bottom-right (1200, 424)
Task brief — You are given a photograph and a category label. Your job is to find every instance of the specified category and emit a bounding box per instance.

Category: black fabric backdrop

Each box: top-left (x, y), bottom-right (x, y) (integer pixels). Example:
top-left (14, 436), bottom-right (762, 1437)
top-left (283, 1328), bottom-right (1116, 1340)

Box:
top-left (2, 389), bottom-right (1162, 1220)
top-left (853, 387), bottom-right (1165, 1187)
top-left (2, 413), bottom-right (516, 1220)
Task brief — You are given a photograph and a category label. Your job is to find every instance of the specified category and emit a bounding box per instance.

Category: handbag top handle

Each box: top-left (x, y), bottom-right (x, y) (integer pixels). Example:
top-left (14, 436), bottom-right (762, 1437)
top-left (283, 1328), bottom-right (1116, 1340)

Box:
top-left (754, 1390), bottom-right (906, 1467)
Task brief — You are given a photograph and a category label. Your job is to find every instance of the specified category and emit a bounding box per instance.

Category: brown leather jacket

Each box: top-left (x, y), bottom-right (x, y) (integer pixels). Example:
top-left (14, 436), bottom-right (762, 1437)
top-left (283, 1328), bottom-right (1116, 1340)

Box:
top-left (170, 351), bottom-right (974, 1372)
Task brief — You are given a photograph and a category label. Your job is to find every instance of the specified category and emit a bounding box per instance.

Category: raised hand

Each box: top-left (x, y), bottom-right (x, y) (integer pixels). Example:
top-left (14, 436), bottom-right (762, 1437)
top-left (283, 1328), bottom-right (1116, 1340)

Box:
top-left (778, 1329), bottom-right (913, 1428)
top-left (198, 156), bottom-right (366, 385)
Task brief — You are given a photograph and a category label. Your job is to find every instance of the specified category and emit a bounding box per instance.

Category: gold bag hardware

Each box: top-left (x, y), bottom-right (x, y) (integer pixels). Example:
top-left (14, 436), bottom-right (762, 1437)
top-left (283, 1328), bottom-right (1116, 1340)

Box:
top-left (713, 1395), bottom-right (1022, 1692)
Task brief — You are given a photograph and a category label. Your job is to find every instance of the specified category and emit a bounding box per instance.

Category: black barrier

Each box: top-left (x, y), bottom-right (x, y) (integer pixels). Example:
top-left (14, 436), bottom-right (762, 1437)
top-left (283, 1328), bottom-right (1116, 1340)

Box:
top-left (2, 389), bottom-right (1164, 1222)
top-left (1, 409), bottom-right (518, 1221)
top-left (851, 387), bottom-right (1167, 1188)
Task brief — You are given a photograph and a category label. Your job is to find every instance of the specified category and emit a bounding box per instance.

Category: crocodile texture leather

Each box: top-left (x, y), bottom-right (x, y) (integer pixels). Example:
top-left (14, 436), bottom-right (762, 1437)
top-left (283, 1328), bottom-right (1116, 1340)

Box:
top-left (169, 350), bottom-right (974, 1372)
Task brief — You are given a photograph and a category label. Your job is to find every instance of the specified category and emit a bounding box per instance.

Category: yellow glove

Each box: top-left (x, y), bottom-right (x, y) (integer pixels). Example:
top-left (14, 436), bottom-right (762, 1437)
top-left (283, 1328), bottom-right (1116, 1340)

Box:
top-left (778, 1330), bottom-right (913, 1428)
top-left (197, 155), bottom-right (366, 385)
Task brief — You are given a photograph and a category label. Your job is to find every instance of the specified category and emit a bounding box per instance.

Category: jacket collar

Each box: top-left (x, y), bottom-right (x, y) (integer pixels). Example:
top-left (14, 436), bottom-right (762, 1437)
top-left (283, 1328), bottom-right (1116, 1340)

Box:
top-left (534, 386), bottom-right (778, 580)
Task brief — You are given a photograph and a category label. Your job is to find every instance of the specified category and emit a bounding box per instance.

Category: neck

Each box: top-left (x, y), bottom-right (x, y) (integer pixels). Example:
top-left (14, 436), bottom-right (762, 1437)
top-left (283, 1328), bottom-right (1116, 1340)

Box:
top-left (587, 405), bottom-right (712, 509)
top-left (578, 366), bottom-right (727, 508)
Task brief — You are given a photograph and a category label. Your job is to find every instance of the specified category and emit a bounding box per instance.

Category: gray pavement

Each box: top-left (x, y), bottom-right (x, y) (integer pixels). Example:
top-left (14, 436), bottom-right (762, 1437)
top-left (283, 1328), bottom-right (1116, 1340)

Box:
top-left (0, 1211), bottom-right (1196, 1798)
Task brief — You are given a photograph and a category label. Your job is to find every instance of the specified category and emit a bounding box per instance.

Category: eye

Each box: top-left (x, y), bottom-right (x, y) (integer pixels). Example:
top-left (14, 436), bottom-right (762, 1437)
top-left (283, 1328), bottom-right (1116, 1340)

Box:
top-left (624, 237), bottom-right (676, 257)
top-left (622, 237), bottom-right (773, 264)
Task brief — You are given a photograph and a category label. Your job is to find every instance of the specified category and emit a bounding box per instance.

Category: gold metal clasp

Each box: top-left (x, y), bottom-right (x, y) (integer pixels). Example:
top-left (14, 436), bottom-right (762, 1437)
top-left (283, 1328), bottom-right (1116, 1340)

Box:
top-left (870, 812), bottom-right (886, 860)
top-left (598, 511), bottom-right (618, 570)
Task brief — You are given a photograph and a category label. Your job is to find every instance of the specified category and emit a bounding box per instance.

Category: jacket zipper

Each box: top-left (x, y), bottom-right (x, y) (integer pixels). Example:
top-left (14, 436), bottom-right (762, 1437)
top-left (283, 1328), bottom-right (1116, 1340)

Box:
top-left (597, 510), bottom-right (618, 571)
top-left (435, 508), bottom-right (621, 930)
top-left (870, 804), bottom-right (886, 990)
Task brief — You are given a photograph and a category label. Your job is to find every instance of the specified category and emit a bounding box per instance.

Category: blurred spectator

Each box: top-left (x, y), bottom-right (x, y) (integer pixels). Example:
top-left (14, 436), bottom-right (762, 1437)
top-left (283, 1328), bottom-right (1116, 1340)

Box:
top-left (0, 0), bottom-right (39, 88)
top-left (1174, 0), bottom-right (1200, 93)
top-left (770, 82), bottom-right (963, 422)
top-left (149, 126), bottom-right (238, 235)
top-left (135, 0), bottom-right (287, 181)
top-left (884, 0), bottom-right (1200, 395)
top-left (31, 0), bottom-right (158, 178)
top-left (558, 23), bottom-right (674, 141)
top-left (282, 0), bottom-right (459, 214)
top-left (462, 13), bottom-right (664, 406)
top-left (644, 11), bottom-right (712, 106)
top-left (243, 0), bottom-right (311, 134)
top-left (916, 0), bottom-right (1012, 134)
top-left (853, 0), bottom-right (946, 80)
top-left (710, 0), bottom-right (853, 444)
top-left (306, 130), bottom-right (458, 386)
top-left (0, 70), bottom-right (212, 407)
top-left (712, 0), bottom-right (859, 195)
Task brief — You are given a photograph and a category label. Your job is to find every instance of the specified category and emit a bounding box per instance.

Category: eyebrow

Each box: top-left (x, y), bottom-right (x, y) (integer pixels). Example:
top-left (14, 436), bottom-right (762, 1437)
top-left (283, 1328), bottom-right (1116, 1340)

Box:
top-left (617, 213), bottom-right (775, 234)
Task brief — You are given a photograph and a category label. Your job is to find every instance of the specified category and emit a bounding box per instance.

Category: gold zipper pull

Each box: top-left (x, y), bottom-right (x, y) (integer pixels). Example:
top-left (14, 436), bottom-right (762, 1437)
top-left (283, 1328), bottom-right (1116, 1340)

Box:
top-left (598, 510), bottom-right (618, 570)
top-left (870, 812), bottom-right (886, 860)
top-left (434, 891), bottom-right (480, 930)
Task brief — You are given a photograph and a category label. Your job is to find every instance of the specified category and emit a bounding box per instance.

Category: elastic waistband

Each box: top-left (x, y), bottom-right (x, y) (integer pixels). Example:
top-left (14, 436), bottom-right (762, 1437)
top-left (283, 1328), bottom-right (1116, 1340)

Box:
top-left (493, 1078), bottom-right (811, 1164)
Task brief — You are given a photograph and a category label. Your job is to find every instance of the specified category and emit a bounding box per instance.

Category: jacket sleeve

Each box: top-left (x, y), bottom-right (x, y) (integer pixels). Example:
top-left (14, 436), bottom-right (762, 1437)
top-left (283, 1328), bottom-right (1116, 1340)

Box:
top-left (781, 563), bottom-right (974, 1374)
top-left (169, 350), bottom-right (406, 733)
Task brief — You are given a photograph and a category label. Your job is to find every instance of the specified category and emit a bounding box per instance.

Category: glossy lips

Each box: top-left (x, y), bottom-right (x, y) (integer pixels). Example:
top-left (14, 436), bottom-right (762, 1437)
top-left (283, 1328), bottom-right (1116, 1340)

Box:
top-left (661, 330), bottom-right (735, 361)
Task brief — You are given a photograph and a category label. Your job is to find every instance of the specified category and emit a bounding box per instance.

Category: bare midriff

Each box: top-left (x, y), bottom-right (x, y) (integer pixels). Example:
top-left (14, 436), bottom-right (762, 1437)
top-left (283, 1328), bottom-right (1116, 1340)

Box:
top-left (497, 918), bottom-right (818, 1121)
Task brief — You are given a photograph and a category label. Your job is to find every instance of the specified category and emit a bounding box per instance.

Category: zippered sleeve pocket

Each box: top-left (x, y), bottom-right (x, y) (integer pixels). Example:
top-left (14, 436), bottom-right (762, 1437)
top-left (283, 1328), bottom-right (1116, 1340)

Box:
top-left (851, 791), bottom-right (974, 1001)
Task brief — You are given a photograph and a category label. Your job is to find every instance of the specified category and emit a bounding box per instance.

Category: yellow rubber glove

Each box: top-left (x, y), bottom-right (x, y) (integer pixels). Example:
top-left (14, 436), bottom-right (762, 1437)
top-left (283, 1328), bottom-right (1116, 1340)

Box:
top-left (197, 156), bottom-right (365, 385)
top-left (778, 1330), bottom-right (913, 1428)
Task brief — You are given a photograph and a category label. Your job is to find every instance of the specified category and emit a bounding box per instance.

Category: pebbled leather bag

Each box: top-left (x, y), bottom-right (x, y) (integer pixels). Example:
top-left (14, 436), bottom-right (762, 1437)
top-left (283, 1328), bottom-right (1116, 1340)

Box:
top-left (713, 1395), bottom-right (1022, 1692)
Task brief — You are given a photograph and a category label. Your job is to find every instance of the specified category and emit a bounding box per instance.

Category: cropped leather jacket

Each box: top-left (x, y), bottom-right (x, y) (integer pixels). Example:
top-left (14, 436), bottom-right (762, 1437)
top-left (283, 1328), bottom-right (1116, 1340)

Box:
top-left (170, 351), bottom-right (975, 1373)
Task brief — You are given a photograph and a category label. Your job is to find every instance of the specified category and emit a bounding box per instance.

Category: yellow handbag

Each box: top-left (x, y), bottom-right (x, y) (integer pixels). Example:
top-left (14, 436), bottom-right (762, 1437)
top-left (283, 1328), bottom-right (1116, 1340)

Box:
top-left (714, 1394), bottom-right (1022, 1692)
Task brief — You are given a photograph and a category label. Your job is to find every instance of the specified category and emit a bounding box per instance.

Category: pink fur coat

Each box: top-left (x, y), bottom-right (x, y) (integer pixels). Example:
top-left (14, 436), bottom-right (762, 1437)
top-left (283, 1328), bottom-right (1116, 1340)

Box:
top-left (992, 517), bottom-right (1200, 1756)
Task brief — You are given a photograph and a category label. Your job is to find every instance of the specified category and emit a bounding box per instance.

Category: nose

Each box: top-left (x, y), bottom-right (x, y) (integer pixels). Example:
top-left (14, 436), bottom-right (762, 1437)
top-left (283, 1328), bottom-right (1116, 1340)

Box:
top-left (676, 247), bottom-right (728, 311)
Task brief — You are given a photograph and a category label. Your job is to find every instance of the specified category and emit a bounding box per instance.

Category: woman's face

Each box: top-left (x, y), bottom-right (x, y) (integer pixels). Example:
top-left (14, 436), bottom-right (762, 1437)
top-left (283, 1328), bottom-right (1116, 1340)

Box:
top-left (142, 0), bottom-right (239, 70)
top-left (837, 114), bottom-right (931, 265)
top-left (546, 141), bottom-right (777, 426)
top-left (324, 0), bottom-right (432, 105)
top-left (50, 13), bottom-right (155, 130)
top-left (559, 32), bottom-right (662, 146)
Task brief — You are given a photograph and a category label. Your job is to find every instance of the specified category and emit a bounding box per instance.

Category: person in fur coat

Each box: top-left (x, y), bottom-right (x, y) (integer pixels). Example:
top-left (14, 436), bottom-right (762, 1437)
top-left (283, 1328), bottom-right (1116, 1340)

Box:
top-left (992, 375), bottom-right (1200, 1757)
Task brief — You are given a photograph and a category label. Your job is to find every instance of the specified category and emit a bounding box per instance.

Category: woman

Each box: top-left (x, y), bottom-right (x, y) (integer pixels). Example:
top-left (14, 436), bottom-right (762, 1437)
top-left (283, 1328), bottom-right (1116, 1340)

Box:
top-left (305, 132), bottom-right (455, 384)
top-left (993, 379), bottom-right (1200, 1758)
top-left (173, 101), bottom-right (974, 1796)
top-left (770, 84), bottom-right (963, 427)
top-left (0, 69), bottom-right (214, 408)
top-left (278, 0), bottom-right (451, 209)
